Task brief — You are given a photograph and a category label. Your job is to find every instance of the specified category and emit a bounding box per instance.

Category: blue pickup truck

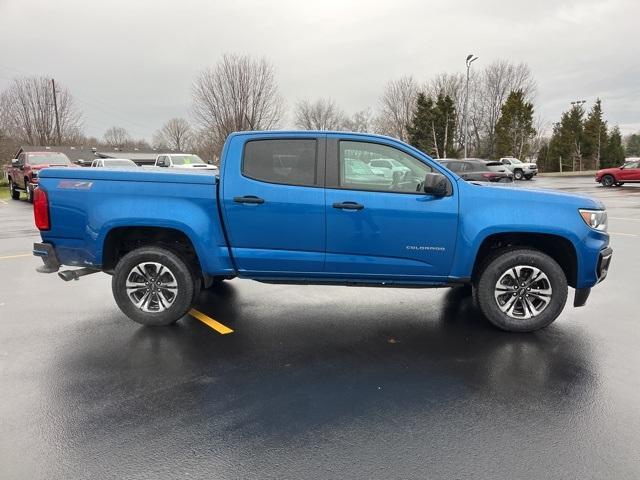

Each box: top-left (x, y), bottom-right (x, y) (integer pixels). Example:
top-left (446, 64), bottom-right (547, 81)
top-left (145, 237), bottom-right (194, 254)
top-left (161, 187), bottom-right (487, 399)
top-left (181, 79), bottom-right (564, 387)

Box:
top-left (32, 131), bottom-right (612, 332)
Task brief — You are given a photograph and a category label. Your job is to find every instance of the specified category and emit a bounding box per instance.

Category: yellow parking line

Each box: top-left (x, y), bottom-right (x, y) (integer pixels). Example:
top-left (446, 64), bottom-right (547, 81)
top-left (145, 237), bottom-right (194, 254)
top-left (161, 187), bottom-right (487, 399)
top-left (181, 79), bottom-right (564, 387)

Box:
top-left (189, 308), bottom-right (234, 335)
top-left (0, 253), bottom-right (32, 260)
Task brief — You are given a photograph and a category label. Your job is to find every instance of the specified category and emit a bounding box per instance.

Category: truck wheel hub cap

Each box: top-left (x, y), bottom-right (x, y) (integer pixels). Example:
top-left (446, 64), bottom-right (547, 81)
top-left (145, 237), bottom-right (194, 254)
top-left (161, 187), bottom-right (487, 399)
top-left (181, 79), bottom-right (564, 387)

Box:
top-left (494, 265), bottom-right (552, 319)
top-left (126, 262), bottom-right (178, 313)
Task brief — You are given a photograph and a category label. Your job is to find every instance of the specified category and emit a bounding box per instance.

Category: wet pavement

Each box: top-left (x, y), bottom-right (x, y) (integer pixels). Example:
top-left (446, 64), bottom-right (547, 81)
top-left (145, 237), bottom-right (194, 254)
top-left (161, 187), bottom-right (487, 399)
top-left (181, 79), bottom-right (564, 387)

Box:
top-left (0, 177), bottom-right (639, 479)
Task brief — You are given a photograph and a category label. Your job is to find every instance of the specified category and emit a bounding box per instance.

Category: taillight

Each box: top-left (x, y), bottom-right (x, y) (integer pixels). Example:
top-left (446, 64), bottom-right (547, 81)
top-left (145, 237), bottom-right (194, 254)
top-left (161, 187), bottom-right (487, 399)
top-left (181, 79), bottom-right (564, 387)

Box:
top-left (33, 188), bottom-right (50, 230)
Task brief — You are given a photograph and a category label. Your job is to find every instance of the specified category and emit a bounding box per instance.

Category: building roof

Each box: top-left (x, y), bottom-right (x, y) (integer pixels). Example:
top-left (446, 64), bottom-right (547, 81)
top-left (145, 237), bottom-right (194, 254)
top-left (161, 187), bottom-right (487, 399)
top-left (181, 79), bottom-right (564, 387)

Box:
top-left (15, 145), bottom-right (178, 165)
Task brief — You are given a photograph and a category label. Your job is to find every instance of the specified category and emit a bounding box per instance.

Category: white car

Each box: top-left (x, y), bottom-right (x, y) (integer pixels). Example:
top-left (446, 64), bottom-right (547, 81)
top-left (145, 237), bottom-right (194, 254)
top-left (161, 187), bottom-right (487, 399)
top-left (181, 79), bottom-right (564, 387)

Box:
top-left (499, 157), bottom-right (538, 180)
top-left (368, 158), bottom-right (412, 179)
top-left (154, 154), bottom-right (218, 172)
top-left (90, 158), bottom-right (137, 168)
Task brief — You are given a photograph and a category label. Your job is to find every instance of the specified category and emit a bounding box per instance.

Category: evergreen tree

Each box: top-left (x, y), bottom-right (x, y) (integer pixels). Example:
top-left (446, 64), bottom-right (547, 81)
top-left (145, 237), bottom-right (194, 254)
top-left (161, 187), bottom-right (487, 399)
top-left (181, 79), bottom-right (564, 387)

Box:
top-left (494, 90), bottom-right (536, 159)
top-left (407, 93), bottom-right (435, 156)
top-left (603, 126), bottom-right (626, 167)
top-left (433, 94), bottom-right (457, 158)
top-left (625, 133), bottom-right (640, 156)
top-left (582, 99), bottom-right (608, 168)
top-left (548, 104), bottom-right (585, 171)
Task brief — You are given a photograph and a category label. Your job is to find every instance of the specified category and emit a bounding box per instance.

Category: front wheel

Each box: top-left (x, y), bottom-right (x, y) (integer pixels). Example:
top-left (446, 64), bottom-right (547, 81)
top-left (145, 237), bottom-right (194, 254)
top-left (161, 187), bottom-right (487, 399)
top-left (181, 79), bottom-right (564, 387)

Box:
top-left (474, 248), bottom-right (568, 332)
top-left (112, 247), bottom-right (196, 326)
top-left (513, 169), bottom-right (524, 180)
top-left (9, 180), bottom-right (20, 200)
top-left (601, 175), bottom-right (615, 187)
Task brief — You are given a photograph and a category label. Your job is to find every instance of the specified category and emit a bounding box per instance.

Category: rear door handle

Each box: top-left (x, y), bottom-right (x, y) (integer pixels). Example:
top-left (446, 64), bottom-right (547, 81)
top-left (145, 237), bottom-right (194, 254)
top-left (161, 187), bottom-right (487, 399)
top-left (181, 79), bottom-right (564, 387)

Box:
top-left (332, 201), bottom-right (364, 210)
top-left (234, 195), bottom-right (264, 204)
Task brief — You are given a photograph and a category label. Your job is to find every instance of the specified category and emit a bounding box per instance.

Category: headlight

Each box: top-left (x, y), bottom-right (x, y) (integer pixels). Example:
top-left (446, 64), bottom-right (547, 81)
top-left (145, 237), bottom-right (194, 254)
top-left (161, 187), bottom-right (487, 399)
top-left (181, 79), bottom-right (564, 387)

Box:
top-left (579, 209), bottom-right (608, 232)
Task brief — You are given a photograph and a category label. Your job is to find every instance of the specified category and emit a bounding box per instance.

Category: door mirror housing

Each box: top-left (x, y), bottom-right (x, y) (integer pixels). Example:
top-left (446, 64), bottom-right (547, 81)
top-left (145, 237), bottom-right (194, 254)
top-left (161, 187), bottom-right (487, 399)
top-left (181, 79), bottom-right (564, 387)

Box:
top-left (423, 172), bottom-right (450, 196)
top-left (11, 159), bottom-right (19, 167)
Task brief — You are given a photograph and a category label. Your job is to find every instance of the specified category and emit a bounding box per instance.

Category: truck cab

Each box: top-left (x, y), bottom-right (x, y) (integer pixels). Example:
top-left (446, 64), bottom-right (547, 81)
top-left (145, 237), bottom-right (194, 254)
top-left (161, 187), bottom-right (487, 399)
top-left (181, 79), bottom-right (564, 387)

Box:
top-left (7, 151), bottom-right (71, 202)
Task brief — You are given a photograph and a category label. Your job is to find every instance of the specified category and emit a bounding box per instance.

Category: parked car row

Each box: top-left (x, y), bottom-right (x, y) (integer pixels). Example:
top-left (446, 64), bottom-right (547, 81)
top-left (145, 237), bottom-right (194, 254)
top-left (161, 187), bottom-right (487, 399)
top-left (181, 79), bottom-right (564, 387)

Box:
top-left (4, 151), bottom-right (218, 202)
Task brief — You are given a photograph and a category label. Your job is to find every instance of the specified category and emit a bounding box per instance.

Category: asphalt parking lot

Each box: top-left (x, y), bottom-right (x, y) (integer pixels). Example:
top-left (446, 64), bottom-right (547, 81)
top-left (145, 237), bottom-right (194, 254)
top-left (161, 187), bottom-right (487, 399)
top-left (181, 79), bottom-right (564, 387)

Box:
top-left (1, 177), bottom-right (639, 479)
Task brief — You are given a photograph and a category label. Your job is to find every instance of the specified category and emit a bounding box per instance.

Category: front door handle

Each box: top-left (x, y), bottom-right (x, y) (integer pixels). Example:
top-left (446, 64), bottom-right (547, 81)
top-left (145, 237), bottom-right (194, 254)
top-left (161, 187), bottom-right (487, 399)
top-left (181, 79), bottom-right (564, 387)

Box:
top-left (234, 195), bottom-right (265, 204)
top-left (332, 201), bottom-right (364, 210)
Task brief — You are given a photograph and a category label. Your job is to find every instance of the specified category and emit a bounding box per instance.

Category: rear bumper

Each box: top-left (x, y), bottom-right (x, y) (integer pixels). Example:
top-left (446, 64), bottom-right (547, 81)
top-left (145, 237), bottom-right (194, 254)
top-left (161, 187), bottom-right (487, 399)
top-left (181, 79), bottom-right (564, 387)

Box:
top-left (33, 242), bottom-right (60, 273)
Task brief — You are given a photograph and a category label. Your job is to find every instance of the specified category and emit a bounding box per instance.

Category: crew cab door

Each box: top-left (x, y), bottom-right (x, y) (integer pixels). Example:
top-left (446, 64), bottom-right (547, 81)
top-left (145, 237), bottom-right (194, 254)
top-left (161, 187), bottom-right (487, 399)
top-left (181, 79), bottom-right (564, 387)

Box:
top-left (324, 136), bottom-right (458, 280)
top-left (221, 134), bottom-right (326, 275)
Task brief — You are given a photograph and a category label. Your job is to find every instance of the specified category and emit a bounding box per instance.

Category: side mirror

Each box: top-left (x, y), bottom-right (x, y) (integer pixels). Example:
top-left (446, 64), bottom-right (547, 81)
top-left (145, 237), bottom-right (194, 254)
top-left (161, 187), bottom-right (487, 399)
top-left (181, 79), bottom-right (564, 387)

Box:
top-left (619, 165), bottom-right (625, 170)
top-left (423, 172), bottom-right (450, 196)
top-left (11, 159), bottom-right (19, 167)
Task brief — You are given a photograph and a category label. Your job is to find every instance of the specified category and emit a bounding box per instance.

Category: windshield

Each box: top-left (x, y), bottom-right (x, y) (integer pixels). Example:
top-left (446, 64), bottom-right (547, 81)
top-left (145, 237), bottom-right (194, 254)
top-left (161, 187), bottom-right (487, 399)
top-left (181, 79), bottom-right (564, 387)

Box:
top-left (170, 155), bottom-right (205, 165)
top-left (28, 153), bottom-right (71, 165)
top-left (104, 159), bottom-right (136, 167)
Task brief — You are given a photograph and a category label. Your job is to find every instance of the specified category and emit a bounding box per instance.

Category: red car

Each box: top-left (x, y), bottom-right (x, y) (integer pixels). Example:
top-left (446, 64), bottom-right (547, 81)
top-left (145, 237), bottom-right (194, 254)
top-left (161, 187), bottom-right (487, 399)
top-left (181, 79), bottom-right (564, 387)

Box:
top-left (7, 151), bottom-right (72, 202)
top-left (596, 159), bottom-right (640, 187)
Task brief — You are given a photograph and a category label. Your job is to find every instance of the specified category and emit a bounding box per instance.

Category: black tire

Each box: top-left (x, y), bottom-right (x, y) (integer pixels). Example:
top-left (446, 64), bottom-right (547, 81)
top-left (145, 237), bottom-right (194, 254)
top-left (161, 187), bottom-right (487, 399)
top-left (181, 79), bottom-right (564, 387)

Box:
top-left (524, 174), bottom-right (533, 180)
top-left (9, 179), bottom-right (20, 200)
top-left (601, 175), bottom-right (615, 187)
top-left (513, 169), bottom-right (524, 180)
top-left (112, 247), bottom-right (196, 326)
top-left (473, 247), bottom-right (568, 332)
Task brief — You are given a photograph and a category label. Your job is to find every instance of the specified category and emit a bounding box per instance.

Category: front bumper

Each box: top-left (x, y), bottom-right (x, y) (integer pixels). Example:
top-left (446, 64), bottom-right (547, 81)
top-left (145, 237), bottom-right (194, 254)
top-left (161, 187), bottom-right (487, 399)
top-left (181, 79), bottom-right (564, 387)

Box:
top-left (574, 246), bottom-right (613, 307)
top-left (33, 242), bottom-right (60, 273)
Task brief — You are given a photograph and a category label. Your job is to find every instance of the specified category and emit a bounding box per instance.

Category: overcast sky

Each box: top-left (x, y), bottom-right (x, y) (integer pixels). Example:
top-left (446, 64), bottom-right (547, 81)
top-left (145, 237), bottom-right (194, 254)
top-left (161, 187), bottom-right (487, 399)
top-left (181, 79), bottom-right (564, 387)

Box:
top-left (1, 0), bottom-right (638, 140)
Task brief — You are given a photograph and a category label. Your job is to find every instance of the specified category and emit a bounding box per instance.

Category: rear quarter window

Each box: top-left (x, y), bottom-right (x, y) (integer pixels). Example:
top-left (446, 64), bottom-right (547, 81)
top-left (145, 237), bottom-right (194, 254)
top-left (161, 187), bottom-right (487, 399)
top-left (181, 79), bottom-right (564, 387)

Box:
top-left (242, 139), bottom-right (317, 186)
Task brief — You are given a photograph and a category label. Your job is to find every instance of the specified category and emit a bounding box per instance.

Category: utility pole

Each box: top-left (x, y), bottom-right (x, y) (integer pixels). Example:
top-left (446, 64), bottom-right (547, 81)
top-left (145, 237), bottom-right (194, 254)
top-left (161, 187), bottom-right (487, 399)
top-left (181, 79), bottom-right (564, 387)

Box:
top-left (464, 54), bottom-right (478, 159)
top-left (52, 79), bottom-right (62, 145)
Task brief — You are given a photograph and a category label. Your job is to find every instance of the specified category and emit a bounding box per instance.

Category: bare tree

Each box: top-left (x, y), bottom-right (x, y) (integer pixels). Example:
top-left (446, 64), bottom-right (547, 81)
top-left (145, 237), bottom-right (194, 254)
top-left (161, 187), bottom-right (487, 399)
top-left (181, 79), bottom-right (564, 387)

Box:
top-left (375, 76), bottom-right (418, 142)
top-left (343, 109), bottom-right (374, 133)
top-left (153, 118), bottom-right (192, 151)
top-left (294, 98), bottom-right (346, 130)
top-left (425, 73), bottom-right (465, 151)
top-left (191, 54), bottom-right (284, 155)
top-left (478, 60), bottom-right (536, 157)
top-left (0, 76), bottom-right (83, 145)
top-left (103, 126), bottom-right (131, 148)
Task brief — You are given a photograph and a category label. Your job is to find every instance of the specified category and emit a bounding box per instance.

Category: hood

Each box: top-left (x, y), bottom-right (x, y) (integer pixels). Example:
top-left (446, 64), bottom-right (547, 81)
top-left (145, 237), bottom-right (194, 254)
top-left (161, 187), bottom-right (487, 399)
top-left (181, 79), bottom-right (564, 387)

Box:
top-left (460, 179), bottom-right (604, 210)
top-left (596, 166), bottom-right (621, 175)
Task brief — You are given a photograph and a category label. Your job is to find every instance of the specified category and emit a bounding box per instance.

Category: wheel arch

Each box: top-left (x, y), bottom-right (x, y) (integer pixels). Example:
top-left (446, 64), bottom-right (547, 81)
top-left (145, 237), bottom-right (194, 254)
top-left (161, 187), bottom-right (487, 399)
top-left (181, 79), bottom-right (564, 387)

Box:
top-left (472, 232), bottom-right (578, 288)
top-left (101, 226), bottom-right (203, 279)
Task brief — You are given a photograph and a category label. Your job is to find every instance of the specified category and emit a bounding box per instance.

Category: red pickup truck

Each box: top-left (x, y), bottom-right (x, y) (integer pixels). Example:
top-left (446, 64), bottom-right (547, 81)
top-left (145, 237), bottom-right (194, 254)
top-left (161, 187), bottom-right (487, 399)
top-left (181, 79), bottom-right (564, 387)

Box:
top-left (6, 151), bottom-right (72, 201)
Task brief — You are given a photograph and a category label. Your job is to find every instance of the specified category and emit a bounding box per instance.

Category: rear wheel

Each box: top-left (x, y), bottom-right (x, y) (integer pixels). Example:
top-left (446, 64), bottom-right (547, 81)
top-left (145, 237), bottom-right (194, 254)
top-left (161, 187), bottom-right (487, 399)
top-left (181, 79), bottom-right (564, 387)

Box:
top-left (9, 179), bottom-right (20, 200)
top-left (513, 169), bottom-right (524, 180)
top-left (601, 175), bottom-right (615, 187)
top-left (474, 247), bottom-right (568, 332)
top-left (112, 247), bottom-right (196, 326)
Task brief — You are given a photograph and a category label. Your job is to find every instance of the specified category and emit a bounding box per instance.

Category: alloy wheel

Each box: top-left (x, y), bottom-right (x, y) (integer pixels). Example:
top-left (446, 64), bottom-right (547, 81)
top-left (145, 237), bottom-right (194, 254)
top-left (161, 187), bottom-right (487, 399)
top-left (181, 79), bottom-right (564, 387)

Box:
top-left (493, 265), bottom-right (552, 319)
top-left (126, 262), bottom-right (178, 312)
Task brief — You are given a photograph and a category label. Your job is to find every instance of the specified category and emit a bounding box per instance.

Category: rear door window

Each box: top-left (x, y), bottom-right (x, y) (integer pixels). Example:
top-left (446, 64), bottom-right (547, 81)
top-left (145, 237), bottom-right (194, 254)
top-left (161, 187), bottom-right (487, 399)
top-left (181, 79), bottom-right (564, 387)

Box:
top-left (243, 139), bottom-right (317, 186)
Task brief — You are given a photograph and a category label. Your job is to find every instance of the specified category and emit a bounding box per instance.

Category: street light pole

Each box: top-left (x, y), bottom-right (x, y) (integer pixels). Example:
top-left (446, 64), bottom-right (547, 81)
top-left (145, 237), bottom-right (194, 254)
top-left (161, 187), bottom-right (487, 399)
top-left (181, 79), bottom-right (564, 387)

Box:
top-left (464, 54), bottom-right (478, 159)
